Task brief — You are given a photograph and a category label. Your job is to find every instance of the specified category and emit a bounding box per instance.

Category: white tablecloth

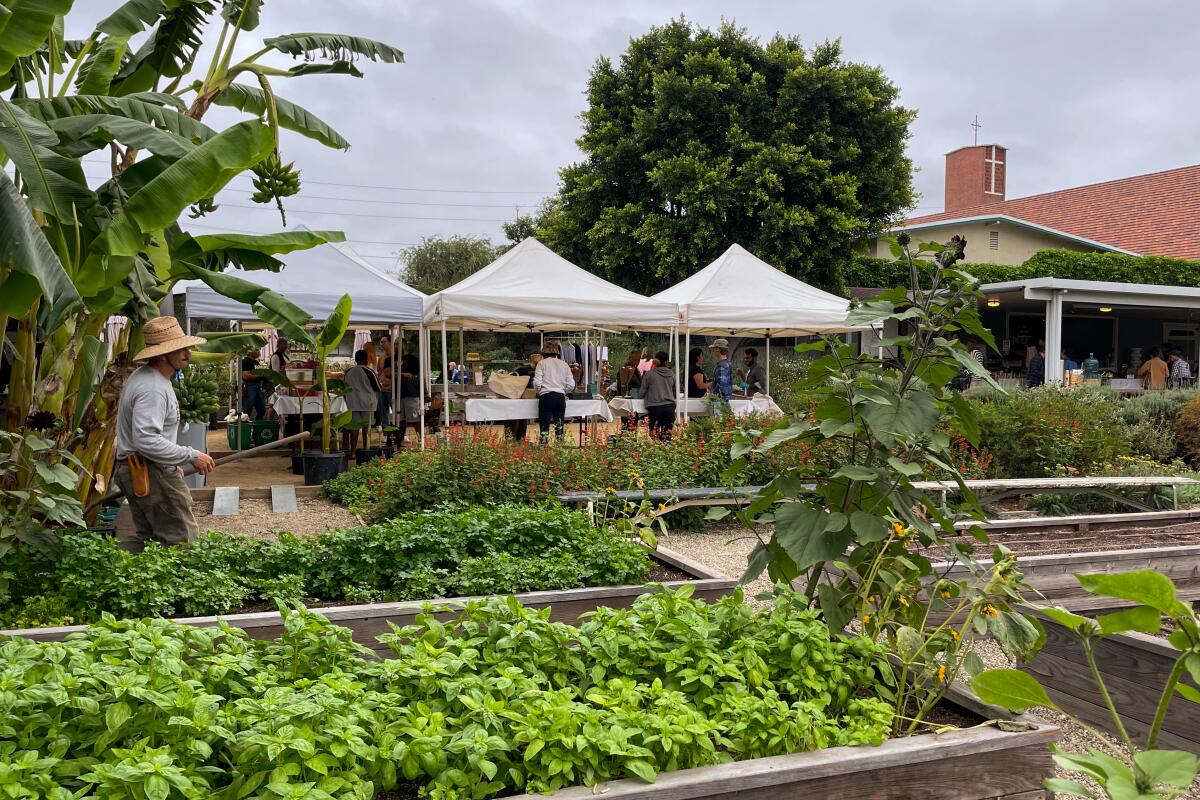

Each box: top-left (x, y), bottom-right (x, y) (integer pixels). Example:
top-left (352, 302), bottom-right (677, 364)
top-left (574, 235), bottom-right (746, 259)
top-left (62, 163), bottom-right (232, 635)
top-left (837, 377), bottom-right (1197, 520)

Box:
top-left (609, 396), bottom-right (783, 418)
top-left (271, 393), bottom-right (348, 415)
top-left (464, 398), bottom-right (614, 423)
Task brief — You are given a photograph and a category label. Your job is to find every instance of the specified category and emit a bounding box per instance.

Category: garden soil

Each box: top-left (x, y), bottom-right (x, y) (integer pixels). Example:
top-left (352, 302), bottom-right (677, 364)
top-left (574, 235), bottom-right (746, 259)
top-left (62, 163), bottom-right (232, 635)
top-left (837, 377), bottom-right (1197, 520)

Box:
top-left (193, 497), bottom-right (362, 538)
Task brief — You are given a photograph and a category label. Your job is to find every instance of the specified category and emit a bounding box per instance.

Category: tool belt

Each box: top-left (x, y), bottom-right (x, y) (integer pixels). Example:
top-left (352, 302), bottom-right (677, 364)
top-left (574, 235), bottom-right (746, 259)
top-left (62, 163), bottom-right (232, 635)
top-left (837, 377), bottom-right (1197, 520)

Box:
top-left (124, 453), bottom-right (151, 498)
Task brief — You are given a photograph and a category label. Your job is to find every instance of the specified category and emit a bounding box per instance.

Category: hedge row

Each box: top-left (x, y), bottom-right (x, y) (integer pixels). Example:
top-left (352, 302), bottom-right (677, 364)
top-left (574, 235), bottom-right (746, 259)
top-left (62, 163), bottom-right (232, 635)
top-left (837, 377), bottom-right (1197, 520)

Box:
top-left (842, 249), bottom-right (1200, 292)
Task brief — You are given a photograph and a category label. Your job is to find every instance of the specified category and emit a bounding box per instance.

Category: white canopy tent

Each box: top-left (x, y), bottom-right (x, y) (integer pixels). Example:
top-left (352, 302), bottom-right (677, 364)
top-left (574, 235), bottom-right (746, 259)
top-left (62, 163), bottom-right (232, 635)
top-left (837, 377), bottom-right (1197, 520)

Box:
top-left (175, 239), bottom-right (424, 326)
top-left (652, 243), bottom-right (862, 404)
top-left (175, 238), bottom-right (425, 441)
top-left (422, 237), bottom-right (681, 433)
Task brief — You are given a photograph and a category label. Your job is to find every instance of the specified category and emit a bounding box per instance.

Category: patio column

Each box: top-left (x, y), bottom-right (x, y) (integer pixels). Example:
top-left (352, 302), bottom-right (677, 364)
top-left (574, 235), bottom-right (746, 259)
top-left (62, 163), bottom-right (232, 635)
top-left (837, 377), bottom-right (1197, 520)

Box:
top-left (1044, 290), bottom-right (1065, 385)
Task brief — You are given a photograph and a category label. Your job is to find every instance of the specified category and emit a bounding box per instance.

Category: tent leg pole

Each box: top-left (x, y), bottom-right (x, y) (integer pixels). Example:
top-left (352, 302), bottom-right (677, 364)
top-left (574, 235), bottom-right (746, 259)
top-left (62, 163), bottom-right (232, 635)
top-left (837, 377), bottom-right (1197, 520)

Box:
top-left (418, 326), bottom-right (425, 450)
top-left (765, 332), bottom-right (771, 397)
top-left (684, 329), bottom-right (691, 423)
top-left (441, 319), bottom-right (450, 430)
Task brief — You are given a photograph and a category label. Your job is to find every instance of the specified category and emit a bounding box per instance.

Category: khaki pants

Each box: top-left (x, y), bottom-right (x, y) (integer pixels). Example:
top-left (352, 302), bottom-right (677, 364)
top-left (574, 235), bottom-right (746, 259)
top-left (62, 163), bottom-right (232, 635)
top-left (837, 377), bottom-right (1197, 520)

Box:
top-left (115, 460), bottom-right (198, 551)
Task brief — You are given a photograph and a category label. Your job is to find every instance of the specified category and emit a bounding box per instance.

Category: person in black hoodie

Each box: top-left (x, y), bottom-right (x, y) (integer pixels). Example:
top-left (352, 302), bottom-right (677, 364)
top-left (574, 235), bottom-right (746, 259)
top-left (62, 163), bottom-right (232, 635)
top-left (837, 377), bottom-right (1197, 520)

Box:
top-left (641, 351), bottom-right (676, 441)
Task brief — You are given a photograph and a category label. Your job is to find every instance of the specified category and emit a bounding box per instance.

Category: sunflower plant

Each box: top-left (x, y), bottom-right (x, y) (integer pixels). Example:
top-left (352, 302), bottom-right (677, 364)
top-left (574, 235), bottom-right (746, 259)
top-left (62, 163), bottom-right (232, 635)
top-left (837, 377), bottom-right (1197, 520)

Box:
top-left (720, 235), bottom-right (1044, 732)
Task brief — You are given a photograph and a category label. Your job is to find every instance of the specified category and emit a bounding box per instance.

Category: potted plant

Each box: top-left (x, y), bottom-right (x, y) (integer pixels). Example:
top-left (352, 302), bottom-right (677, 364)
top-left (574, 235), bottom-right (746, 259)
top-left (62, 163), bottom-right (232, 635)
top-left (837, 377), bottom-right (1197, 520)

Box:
top-left (296, 295), bottom-right (354, 485)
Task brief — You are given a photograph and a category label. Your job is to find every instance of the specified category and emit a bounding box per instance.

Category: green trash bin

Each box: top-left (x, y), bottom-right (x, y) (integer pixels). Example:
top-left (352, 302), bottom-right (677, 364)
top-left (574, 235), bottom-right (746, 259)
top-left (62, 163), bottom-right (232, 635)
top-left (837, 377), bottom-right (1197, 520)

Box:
top-left (252, 419), bottom-right (280, 447)
top-left (227, 421), bottom-right (253, 450)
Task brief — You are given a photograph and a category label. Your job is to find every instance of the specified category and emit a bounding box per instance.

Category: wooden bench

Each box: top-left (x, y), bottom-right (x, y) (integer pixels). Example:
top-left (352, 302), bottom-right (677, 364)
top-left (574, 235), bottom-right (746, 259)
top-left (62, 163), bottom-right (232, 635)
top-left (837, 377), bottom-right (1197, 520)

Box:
top-left (558, 475), bottom-right (1200, 518)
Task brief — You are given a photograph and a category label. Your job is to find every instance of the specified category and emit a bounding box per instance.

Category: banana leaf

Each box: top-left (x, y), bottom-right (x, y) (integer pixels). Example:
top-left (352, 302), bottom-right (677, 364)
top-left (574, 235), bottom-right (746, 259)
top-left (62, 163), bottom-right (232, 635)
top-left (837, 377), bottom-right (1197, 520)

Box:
top-left (0, 170), bottom-right (80, 327)
top-left (212, 82), bottom-right (350, 149)
top-left (0, 0), bottom-right (73, 74)
top-left (48, 113), bottom-right (195, 159)
top-left (264, 32), bottom-right (404, 64)
top-left (0, 97), bottom-right (98, 221)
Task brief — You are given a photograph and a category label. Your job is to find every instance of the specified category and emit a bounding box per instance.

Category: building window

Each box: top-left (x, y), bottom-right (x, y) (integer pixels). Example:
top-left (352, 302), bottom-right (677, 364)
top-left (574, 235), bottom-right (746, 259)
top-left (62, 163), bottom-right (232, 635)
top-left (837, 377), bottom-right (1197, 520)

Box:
top-left (989, 230), bottom-right (1000, 250)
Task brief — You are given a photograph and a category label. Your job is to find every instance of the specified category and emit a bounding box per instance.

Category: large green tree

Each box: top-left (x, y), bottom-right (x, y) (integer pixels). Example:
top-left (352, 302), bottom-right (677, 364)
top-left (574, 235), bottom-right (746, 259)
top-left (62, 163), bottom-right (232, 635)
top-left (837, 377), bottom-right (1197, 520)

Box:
top-left (400, 235), bottom-right (499, 293)
top-left (537, 19), bottom-right (915, 294)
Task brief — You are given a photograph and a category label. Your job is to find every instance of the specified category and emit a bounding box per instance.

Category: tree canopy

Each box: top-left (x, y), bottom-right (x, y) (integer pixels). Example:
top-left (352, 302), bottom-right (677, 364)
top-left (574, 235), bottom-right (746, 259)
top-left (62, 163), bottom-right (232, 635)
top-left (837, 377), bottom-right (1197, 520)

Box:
top-left (401, 235), bottom-right (500, 294)
top-left (536, 19), bottom-right (915, 294)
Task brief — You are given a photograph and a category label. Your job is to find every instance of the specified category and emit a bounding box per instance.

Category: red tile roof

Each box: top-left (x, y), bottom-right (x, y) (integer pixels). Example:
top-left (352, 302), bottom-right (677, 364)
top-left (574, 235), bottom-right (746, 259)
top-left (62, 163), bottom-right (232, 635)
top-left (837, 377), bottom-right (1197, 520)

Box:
top-left (903, 164), bottom-right (1200, 260)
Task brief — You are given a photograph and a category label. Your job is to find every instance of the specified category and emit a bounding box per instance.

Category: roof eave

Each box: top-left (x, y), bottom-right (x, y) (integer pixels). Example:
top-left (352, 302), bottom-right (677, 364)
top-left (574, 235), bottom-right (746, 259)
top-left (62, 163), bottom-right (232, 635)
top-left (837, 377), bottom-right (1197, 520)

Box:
top-left (891, 214), bottom-right (1141, 256)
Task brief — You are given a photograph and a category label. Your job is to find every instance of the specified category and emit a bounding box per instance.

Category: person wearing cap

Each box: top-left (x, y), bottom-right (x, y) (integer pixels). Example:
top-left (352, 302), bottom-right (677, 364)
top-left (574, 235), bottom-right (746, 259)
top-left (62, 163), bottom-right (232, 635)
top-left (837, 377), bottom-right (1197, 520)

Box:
top-left (710, 338), bottom-right (734, 404)
top-left (533, 341), bottom-right (574, 442)
top-left (115, 316), bottom-right (215, 550)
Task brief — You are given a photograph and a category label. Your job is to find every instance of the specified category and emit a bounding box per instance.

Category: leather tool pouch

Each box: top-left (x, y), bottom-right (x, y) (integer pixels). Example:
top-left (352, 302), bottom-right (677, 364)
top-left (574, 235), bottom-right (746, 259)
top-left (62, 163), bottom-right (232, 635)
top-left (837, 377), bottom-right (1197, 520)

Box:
top-left (127, 453), bottom-right (151, 498)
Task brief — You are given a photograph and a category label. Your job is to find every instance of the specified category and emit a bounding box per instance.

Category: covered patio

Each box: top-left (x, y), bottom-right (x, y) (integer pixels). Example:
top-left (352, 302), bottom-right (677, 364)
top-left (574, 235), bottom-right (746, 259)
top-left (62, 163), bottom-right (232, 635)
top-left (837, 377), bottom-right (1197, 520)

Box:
top-left (977, 277), bottom-right (1200, 383)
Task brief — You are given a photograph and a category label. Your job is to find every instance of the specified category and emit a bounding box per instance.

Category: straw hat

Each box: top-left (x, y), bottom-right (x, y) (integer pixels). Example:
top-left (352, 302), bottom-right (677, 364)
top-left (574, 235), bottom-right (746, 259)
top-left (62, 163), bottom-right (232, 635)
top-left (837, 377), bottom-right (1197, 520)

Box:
top-left (132, 317), bottom-right (206, 361)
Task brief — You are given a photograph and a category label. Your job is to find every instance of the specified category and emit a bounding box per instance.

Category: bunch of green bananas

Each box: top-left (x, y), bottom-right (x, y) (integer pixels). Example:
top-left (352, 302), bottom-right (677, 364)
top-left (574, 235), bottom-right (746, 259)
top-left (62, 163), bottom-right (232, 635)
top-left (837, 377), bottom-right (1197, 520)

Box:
top-left (175, 369), bottom-right (220, 423)
top-left (250, 153), bottom-right (301, 204)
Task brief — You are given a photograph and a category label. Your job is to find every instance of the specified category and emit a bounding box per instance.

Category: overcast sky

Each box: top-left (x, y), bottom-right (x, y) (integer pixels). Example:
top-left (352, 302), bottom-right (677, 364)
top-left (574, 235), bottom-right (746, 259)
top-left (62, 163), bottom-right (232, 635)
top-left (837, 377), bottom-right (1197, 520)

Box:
top-left (75, 1), bottom-right (1200, 271)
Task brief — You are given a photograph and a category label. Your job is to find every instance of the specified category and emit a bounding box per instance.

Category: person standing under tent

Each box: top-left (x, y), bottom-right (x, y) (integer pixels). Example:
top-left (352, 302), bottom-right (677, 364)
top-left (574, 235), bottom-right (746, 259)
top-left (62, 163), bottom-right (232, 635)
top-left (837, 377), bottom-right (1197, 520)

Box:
top-left (376, 334), bottom-right (393, 428)
top-left (343, 349), bottom-right (380, 453)
top-left (115, 317), bottom-right (214, 551)
top-left (264, 337), bottom-right (289, 420)
top-left (637, 346), bottom-right (655, 376)
top-left (710, 339), bottom-right (734, 405)
top-left (739, 347), bottom-right (767, 396)
top-left (533, 342), bottom-right (574, 443)
top-left (688, 348), bottom-right (709, 398)
top-left (641, 351), bottom-right (676, 441)
top-left (396, 349), bottom-right (421, 447)
top-left (240, 352), bottom-right (266, 420)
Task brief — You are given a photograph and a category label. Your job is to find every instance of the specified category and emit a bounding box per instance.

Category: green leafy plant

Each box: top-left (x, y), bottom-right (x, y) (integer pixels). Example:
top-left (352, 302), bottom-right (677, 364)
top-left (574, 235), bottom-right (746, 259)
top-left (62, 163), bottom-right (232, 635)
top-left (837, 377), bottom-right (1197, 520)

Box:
top-left (0, 588), bottom-right (894, 799)
top-left (972, 570), bottom-right (1200, 799)
top-left (724, 235), bottom-right (1044, 734)
top-left (0, 2), bottom-right (402, 515)
top-left (1, 504), bottom-right (651, 627)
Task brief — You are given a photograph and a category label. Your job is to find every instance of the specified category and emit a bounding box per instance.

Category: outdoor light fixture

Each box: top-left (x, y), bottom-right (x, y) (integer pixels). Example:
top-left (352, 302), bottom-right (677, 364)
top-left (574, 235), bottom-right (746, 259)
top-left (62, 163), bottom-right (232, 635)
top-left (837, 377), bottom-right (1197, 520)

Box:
top-left (1099, 306), bottom-right (1113, 313)
top-left (986, 297), bottom-right (1000, 308)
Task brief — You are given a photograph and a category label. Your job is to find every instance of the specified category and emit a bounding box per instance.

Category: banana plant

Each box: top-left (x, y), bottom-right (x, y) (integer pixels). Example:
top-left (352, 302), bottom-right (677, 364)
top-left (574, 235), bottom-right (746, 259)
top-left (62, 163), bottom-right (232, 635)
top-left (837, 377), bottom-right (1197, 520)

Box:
top-left (0, 1), bottom-right (403, 520)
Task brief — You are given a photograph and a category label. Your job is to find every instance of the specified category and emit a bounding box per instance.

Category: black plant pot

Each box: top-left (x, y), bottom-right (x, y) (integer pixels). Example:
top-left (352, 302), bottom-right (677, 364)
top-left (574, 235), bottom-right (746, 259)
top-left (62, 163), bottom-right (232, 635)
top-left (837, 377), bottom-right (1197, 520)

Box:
top-left (302, 451), bottom-right (347, 485)
top-left (291, 453), bottom-right (305, 475)
top-left (355, 447), bottom-right (382, 465)
top-left (379, 444), bottom-right (395, 459)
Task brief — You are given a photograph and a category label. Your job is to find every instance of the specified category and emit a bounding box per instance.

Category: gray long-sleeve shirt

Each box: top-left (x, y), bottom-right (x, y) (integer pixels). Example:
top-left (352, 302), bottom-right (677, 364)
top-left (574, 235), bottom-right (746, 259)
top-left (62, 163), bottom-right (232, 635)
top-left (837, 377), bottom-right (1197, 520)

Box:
top-left (116, 365), bottom-right (199, 466)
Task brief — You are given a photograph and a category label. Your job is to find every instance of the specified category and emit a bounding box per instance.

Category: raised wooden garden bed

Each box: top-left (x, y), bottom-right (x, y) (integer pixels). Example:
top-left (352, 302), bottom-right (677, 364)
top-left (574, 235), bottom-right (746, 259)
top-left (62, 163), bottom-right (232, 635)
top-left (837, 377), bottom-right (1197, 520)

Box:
top-left (1020, 610), bottom-right (1200, 755)
top-left (499, 686), bottom-right (1059, 800)
top-left (2, 545), bottom-right (736, 657)
top-left (933, 543), bottom-right (1200, 612)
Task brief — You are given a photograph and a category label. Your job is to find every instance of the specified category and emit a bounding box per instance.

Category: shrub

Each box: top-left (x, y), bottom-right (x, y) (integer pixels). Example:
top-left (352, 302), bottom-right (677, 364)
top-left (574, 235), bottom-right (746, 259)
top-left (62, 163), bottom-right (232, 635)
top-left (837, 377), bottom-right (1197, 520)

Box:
top-left (0, 590), bottom-right (893, 799)
top-left (971, 386), bottom-right (1130, 477)
top-left (0, 504), bottom-right (651, 627)
top-left (1172, 397), bottom-right (1200, 465)
top-left (1026, 456), bottom-right (1200, 516)
top-left (324, 424), bottom-right (822, 521)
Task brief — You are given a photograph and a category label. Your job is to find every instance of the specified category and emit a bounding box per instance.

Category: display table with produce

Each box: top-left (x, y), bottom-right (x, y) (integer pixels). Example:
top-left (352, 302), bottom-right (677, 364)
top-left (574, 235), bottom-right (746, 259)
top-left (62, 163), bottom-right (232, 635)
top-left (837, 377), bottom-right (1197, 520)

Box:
top-left (609, 395), bottom-right (783, 418)
top-left (271, 391), bottom-right (348, 416)
top-left (463, 397), bottom-right (613, 423)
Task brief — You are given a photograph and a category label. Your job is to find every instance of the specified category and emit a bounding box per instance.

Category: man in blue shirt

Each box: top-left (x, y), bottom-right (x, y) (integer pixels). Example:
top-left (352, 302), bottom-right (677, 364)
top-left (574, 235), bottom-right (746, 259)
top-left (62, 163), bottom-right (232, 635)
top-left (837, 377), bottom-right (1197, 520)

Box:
top-left (710, 339), bottom-right (734, 403)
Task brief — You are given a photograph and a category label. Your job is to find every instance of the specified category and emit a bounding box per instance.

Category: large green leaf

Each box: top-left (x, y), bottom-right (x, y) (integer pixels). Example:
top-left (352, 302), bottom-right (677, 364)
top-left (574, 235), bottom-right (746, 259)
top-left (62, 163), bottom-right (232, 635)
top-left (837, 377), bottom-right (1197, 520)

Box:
top-left (221, 0), bottom-right (261, 31)
top-left (47, 114), bottom-right (195, 159)
top-left (96, 0), bottom-right (170, 37)
top-left (212, 82), bottom-right (350, 149)
top-left (1132, 750), bottom-right (1198, 789)
top-left (856, 388), bottom-right (940, 449)
top-left (71, 335), bottom-right (105, 430)
top-left (264, 32), bottom-right (405, 64)
top-left (75, 34), bottom-right (128, 95)
top-left (0, 169), bottom-right (79, 326)
top-left (1076, 570), bottom-right (1179, 614)
top-left (316, 293), bottom-right (351, 354)
top-left (111, 0), bottom-right (214, 93)
top-left (191, 229), bottom-right (345, 255)
top-left (0, 0), bottom-right (72, 73)
top-left (0, 96), bottom-right (96, 221)
top-left (285, 60), bottom-right (364, 79)
top-left (101, 119), bottom-right (273, 256)
top-left (970, 669), bottom-right (1055, 713)
top-left (191, 330), bottom-right (265, 363)
top-left (772, 503), bottom-right (850, 573)
top-left (185, 264), bottom-right (313, 344)
top-left (17, 94), bottom-right (212, 142)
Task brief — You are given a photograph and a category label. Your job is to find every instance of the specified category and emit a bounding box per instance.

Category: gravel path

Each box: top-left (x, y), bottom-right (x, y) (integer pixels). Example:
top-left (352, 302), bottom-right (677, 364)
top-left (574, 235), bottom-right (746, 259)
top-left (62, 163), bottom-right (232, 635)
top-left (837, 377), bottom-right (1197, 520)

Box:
top-left (193, 497), bottom-right (362, 538)
top-left (665, 525), bottom-right (1200, 799)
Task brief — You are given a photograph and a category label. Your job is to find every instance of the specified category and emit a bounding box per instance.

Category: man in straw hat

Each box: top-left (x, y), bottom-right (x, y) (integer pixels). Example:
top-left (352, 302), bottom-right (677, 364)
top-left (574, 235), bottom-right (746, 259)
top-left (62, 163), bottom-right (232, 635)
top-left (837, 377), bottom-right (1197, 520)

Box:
top-left (115, 316), bottom-right (215, 550)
